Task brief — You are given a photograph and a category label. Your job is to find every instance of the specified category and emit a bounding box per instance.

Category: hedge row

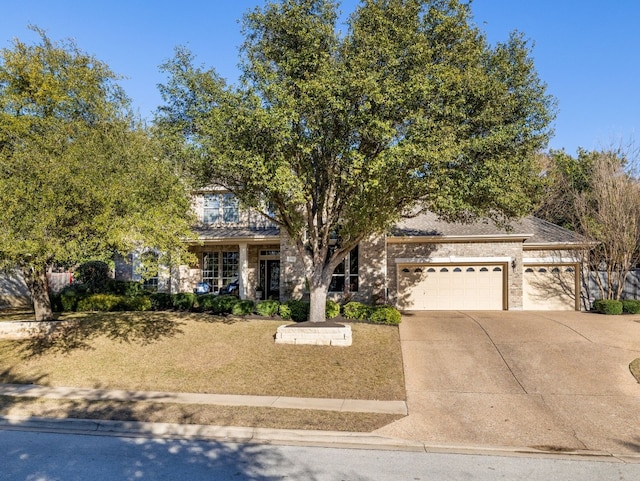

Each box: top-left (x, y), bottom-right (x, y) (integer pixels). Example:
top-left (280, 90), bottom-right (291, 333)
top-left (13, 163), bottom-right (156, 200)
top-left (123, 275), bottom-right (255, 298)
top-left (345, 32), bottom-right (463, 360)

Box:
top-left (52, 288), bottom-right (402, 324)
top-left (593, 299), bottom-right (640, 315)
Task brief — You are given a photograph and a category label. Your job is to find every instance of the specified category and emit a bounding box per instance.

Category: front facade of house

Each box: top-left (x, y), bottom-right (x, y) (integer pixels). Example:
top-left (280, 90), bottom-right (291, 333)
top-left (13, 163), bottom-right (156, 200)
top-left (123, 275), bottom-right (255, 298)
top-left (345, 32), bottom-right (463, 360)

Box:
top-left (117, 191), bottom-right (587, 311)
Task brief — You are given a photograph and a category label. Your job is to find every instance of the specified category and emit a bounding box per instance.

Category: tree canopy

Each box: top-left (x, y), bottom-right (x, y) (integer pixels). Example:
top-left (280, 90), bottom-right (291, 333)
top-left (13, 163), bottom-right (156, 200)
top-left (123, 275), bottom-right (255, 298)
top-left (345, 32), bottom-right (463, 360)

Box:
top-left (155, 0), bottom-right (556, 322)
top-left (536, 147), bottom-right (640, 300)
top-left (0, 28), bottom-right (194, 320)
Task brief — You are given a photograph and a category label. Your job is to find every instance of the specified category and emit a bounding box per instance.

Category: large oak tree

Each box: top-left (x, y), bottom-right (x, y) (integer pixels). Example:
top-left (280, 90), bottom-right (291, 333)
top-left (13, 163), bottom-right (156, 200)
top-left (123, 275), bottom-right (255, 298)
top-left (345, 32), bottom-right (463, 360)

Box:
top-left (156, 0), bottom-right (555, 322)
top-left (0, 28), bottom-right (194, 320)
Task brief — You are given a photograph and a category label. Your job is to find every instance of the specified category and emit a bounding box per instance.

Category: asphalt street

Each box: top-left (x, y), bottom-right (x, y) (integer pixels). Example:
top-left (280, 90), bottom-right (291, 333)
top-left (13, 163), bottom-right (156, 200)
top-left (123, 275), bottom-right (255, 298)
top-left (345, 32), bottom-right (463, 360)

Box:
top-left (1, 429), bottom-right (639, 481)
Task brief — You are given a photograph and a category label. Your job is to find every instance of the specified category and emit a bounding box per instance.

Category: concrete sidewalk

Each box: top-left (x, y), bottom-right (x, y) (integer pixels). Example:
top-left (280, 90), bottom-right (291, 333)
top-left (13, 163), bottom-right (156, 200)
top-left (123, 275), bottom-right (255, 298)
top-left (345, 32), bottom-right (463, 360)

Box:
top-left (0, 383), bottom-right (407, 415)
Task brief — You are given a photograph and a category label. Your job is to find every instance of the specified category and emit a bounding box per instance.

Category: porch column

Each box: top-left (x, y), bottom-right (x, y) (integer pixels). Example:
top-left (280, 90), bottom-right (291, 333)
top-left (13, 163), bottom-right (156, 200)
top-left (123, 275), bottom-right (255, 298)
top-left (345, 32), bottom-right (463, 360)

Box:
top-left (239, 243), bottom-right (248, 300)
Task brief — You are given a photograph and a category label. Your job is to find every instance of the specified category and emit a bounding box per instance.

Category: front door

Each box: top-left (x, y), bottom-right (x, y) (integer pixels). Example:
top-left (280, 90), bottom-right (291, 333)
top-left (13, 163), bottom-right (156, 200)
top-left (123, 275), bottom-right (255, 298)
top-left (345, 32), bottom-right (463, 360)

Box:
top-left (259, 259), bottom-right (280, 300)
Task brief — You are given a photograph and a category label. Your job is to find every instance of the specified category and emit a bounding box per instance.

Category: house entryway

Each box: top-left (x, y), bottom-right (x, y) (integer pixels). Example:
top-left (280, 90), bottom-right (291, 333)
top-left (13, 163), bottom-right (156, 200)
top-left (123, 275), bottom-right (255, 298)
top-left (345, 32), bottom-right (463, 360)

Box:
top-left (258, 255), bottom-right (280, 300)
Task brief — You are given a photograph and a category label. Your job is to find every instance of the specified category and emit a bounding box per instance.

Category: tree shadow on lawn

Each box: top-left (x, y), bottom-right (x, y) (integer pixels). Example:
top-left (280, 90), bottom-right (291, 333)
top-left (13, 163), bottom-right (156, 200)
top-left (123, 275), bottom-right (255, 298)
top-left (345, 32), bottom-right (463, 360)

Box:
top-left (20, 312), bottom-right (185, 357)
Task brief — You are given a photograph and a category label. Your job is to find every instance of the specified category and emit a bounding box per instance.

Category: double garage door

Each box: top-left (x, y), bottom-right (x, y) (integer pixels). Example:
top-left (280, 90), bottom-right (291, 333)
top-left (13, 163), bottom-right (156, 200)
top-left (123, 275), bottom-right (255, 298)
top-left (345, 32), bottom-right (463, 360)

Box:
top-left (398, 264), bottom-right (505, 310)
top-left (398, 263), bottom-right (578, 311)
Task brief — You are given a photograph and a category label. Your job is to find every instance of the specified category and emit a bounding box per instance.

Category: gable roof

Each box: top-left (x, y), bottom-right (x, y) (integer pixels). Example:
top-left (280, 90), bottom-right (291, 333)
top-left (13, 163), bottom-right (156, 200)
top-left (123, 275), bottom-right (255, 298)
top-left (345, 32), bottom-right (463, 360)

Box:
top-left (391, 211), bottom-right (585, 246)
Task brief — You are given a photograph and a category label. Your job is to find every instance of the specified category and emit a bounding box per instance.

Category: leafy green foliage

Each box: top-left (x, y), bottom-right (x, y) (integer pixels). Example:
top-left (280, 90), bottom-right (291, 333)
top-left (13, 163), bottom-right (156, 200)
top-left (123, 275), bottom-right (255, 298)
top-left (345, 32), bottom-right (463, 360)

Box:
top-left (622, 300), bottom-right (640, 314)
top-left (325, 299), bottom-right (340, 319)
top-left (369, 305), bottom-right (402, 325)
top-left (149, 292), bottom-right (174, 311)
top-left (0, 28), bottom-right (195, 320)
top-left (232, 300), bottom-right (255, 316)
top-left (172, 292), bottom-right (197, 311)
top-left (593, 299), bottom-right (623, 315)
top-left (256, 299), bottom-right (280, 317)
top-left (156, 0), bottom-right (555, 322)
top-left (211, 295), bottom-right (240, 314)
top-left (342, 301), bottom-right (371, 320)
top-left (74, 261), bottom-right (111, 293)
top-left (284, 299), bottom-right (311, 322)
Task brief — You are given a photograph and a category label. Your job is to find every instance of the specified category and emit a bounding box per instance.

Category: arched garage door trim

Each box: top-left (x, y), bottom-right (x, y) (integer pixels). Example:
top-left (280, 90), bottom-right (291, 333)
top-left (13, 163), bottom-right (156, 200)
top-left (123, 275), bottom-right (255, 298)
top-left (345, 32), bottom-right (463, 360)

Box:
top-left (523, 262), bottom-right (581, 311)
top-left (396, 261), bottom-right (508, 311)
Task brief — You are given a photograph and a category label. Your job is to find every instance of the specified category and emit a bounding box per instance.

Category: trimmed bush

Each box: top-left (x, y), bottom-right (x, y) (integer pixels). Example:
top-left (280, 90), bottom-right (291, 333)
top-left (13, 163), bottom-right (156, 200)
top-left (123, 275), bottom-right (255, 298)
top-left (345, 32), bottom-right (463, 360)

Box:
top-left (369, 305), bottom-right (402, 325)
top-left (342, 301), bottom-right (370, 320)
top-left (211, 295), bottom-right (240, 314)
top-left (106, 280), bottom-right (144, 297)
top-left (594, 299), bottom-right (623, 315)
top-left (120, 296), bottom-right (152, 312)
top-left (172, 292), bottom-right (197, 311)
top-left (196, 294), bottom-right (218, 312)
top-left (149, 292), bottom-right (173, 311)
top-left (57, 286), bottom-right (88, 312)
top-left (74, 261), bottom-right (110, 293)
top-left (278, 303), bottom-right (292, 320)
top-left (325, 299), bottom-right (340, 319)
top-left (77, 294), bottom-right (122, 312)
top-left (622, 299), bottom-right (640, 314)
top-left (232, 300), bottom-right (255, 316)
top-left (256, 300), bottom-right (280, 317)
top-left (285, 299), bottom-right (310, 322)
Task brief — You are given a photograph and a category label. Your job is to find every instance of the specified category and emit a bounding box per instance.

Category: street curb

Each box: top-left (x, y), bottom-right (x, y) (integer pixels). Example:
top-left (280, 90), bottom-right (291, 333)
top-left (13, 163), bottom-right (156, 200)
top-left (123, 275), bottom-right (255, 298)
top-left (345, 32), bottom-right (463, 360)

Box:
top-left (2, 415), bottom-right (640, 463)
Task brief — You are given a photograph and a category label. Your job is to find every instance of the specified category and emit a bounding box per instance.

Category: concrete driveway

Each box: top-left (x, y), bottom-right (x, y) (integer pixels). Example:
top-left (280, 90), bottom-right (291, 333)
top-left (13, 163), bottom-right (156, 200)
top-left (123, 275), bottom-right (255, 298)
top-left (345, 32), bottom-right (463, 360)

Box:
top-left (374, 311), bottom-right (640, 456)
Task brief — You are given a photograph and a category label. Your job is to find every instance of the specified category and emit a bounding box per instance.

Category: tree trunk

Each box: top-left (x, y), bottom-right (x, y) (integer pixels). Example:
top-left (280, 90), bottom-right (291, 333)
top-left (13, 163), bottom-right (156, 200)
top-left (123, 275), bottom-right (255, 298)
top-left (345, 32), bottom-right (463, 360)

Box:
top-left (308, 281), bottom-right (329, 323)
top-left (21, 264), bottom-right (54, 321)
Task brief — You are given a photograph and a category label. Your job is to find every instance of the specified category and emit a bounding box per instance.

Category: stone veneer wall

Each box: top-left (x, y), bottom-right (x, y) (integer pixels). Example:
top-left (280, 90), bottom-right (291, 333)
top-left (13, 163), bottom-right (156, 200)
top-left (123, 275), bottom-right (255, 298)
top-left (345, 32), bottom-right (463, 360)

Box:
top-left (386, 240), bottom-right (524, 310)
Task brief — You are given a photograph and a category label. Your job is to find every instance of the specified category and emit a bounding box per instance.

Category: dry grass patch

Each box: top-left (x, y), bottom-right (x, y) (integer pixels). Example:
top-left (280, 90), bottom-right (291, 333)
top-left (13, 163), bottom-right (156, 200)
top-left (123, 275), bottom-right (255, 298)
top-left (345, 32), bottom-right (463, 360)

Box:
top-left (0, 311), bottom-right (405, 400)
top-left (0, 308), bottom-right (38, 322)
top-left (630, 358), bottom-right (640, 383)
top-left (0, 396), bottom-right (402, 432)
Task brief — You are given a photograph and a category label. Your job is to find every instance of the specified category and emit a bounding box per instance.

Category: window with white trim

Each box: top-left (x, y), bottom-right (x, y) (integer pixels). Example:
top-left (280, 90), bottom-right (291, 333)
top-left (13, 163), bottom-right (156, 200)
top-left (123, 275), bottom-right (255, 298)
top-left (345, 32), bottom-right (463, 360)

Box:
top-left (202, 251), bottom-right (239, 292)
top-left (202, 193), bottom-right (239, 224)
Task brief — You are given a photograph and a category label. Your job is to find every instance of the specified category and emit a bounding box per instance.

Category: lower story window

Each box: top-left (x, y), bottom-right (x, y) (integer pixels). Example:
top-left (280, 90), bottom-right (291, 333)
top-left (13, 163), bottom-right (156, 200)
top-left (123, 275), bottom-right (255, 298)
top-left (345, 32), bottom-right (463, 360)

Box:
top-left (329, 245), bottom-right (359, 293)
top-left (202, 251), bottom-right (239, 292)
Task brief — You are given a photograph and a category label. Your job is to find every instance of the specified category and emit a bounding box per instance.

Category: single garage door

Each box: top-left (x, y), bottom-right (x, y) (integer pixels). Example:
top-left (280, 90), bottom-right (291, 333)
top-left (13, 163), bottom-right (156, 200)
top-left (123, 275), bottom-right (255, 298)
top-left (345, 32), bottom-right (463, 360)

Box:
top-left (523, 265), bottom-right (577, 310)
top-left (397, 264), bottom-right (505, 310)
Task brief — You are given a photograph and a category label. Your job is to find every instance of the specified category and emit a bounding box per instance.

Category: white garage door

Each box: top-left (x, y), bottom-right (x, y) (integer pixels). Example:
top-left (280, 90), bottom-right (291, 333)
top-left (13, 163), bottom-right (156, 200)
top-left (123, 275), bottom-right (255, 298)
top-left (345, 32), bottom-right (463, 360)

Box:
top-left (398, 264), bottom-right (505, 310)
top-left (523, 265), bottom-right (577, 310)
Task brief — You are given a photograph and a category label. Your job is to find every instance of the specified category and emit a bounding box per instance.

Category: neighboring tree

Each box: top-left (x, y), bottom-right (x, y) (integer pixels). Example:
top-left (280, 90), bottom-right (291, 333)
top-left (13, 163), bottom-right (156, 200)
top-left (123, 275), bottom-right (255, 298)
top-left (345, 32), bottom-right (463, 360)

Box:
top-left (0, 28), bottom-right (194, 320)
top-left (537, 148), bottom-right (640, 300)
top-left (155, 0), bottom-right (555, 322)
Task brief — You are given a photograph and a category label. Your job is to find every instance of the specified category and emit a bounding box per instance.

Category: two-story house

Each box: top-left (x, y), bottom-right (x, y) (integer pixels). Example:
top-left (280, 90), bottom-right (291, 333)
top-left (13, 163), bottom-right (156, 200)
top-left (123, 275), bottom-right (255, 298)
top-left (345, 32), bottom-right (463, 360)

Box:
top-left (116, 190), bottom-right (588, 311)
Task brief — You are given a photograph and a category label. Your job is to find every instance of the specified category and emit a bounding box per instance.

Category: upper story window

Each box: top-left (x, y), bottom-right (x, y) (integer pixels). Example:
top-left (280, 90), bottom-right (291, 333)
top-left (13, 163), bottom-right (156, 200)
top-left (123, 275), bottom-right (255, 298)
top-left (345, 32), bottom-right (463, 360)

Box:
top-left (203, 193), bottom-right (239, 224)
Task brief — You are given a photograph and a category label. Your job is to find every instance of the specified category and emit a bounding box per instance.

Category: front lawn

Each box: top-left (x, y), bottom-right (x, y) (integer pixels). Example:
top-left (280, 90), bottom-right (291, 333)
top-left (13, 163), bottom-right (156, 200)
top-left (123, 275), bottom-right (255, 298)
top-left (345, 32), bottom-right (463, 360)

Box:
top-left (0, 311), bottom-right (405, 431)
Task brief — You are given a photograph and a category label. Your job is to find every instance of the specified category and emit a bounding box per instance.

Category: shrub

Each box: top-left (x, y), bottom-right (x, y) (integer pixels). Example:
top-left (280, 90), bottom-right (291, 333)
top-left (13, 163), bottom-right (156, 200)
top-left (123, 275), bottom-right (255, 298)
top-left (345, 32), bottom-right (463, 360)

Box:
top-left (196, 294), bottom-right (218, 312)
top-left (342, 301), bottom-right (370, 320)
top-left (106, 280), bottom-right (143, 297)
top-left (369, 305), bottom-right (402, 325)
top-left (57, 286), bottom-right (88, 312)
top-left (286, 299), bottom-right (310, 322)
top-left (172, 292), bottom-right (197, 311)
top-left (232, 300), bottom-right (255, 316)
top-left (278, 303), bottom-right (292, 320)
top-left (211, 295), bottom-right (240, 314)
top-left (120, 296), bottom-right (152, 312)
top-left (622, 299), bottom-right (640, 314)
top-left (256, 300), bottom-right (280, 317)
top-left (74, 261), bottom-right (110, 293)
top-left (325, 299), bottom-right (340, 319)
top-left (149, 292), bottom-right (173, 311)
top-left (77, 294), bottom-right (121, 312)
top-left (594, 299), bottom-right (623, 315)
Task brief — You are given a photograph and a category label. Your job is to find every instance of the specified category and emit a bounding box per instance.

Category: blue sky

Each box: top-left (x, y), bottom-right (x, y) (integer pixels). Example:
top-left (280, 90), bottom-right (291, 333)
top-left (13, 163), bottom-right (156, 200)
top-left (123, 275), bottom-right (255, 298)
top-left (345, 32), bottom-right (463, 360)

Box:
top-left (2, 0), bottom-right (638, 154)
